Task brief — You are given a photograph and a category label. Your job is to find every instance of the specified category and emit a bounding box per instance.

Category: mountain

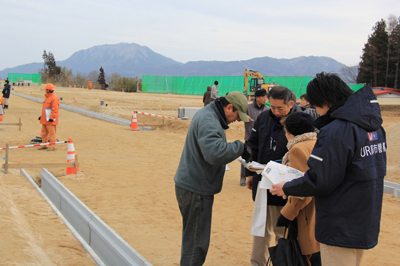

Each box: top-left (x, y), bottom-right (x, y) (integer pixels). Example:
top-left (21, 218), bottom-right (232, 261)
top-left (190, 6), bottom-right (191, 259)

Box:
top-left (0, 43), bottom-right (347, 78)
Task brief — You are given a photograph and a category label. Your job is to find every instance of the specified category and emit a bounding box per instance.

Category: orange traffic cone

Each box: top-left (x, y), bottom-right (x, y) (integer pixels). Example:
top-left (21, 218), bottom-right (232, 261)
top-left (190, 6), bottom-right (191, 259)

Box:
top-left (66, 137), bottom-right (81, 175)
top-left (130, 111), bottom-right (139, 130)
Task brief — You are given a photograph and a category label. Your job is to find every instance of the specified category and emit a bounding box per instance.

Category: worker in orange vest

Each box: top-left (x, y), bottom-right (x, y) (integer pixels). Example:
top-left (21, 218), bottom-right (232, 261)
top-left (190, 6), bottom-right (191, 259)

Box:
top-left (38, 84), bottom-right (60, 151)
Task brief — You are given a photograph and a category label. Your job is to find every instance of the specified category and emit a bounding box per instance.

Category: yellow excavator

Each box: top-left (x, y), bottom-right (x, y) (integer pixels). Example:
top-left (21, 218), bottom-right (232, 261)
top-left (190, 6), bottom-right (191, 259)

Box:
top-left (243, 69), bottom-right (277, 100)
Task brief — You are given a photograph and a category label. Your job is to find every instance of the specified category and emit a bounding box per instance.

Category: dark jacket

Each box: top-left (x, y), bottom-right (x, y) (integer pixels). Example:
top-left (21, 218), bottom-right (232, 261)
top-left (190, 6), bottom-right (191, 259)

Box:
top-left (283, 85), bottom-right (386, 249)
top-left (174, 100), bottom-right (244, 195)
top-left (244, 100), bottom-right (269, 141)
top-left (247, 104), bottom-right (302, 205)
top-left (2, 83), bottom-right (10, 98)
top-left (203, 87), bottom-right (212, 106)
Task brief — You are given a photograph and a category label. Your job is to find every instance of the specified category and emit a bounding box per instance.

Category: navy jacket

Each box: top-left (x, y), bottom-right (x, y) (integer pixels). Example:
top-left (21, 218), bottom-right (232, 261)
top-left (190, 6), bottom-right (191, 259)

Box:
top-left (283, 85), bottom-right (386, 249)
top-left (2, 83), bottom-right (10, 98)
top-left (247, 104), bottom-right (302, 205)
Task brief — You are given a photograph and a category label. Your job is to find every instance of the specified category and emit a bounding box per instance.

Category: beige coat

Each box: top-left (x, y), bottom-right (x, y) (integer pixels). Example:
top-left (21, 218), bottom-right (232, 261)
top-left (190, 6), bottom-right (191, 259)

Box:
top-left (281, 133), bottom-right (320, 256)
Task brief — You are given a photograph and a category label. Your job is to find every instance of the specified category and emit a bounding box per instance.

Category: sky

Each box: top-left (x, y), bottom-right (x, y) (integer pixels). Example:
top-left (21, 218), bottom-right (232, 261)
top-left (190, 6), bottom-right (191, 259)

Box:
top-left (1, 0), bottom-right (399, 71)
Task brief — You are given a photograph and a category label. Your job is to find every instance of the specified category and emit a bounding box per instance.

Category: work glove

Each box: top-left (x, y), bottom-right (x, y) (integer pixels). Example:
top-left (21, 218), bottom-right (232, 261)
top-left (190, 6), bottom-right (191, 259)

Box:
top-left (276, 214), bottom-right (291, 228)
top-left (38, 116), bottom-right (41, 121)
top-left (241, 143), bottom-right (252, 163)
top-left (48, 119), bottom-right (54, 122)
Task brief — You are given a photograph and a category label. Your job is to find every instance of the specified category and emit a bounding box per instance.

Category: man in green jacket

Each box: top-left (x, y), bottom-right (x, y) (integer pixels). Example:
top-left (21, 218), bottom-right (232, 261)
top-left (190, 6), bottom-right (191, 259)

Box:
top-left (175, 91), bottom-right (252, 266)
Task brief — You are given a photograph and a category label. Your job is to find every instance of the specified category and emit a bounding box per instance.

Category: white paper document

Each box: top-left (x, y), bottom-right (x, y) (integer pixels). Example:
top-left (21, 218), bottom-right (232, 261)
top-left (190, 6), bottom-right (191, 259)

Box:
top-left (45, 108), bottom-right (51, 121)
top-left (238, 158), bottom-right (265, 174)
top-left (250, 161), bottom-right (305, 237)
top-left (259, 161), bottom-right (304, 189)
top-left (45, 108), bottom-right (56, 122)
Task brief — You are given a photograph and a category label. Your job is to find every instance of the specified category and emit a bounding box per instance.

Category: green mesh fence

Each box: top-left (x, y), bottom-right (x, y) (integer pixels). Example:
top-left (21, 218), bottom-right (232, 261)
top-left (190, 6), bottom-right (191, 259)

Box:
top-left (263, 76), bottom-right (314, 99)
top-left (142, 75), bottom-right (245, 95)
top-left (8, 73), bottom-right (42, 85)
top-left (142, 75), bottom-right (365, 98)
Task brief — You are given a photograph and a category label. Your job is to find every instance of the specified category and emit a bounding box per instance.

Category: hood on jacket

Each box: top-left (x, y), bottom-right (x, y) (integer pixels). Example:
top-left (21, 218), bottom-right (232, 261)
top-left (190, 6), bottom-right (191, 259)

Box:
top-left (330, 85), bottom-right (383, 132)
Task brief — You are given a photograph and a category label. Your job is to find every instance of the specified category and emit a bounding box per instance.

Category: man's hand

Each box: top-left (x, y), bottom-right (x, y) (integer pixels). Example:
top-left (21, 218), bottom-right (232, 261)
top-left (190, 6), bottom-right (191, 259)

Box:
top-left (48, 119), bottom-right (54, 122)
top-left (270, 182), bottom-right (287, 197)
top-left (241, 143), bottom-right (252, 163)
top-left (246, 175), bottom-right (253, 190)
top-left (38, 116), bottom-right (41, 121)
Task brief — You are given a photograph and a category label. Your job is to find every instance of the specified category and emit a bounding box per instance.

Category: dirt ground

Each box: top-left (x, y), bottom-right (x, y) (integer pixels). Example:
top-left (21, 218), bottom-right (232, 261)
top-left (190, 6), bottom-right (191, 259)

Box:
top-left (1, 84), bottom-right (400, 265)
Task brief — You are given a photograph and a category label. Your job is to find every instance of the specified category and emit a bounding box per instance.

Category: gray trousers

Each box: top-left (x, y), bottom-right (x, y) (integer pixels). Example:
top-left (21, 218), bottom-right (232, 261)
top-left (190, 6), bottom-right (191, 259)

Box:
top-left (176, 185), bottom-right (214, 266)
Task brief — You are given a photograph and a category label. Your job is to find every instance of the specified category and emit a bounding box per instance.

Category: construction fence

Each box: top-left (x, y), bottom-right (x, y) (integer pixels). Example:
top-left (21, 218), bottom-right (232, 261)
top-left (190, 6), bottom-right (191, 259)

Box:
top-left (7, 73), bottom-right (42, 85)
top-left (142, 75), bottom-right (364, 99)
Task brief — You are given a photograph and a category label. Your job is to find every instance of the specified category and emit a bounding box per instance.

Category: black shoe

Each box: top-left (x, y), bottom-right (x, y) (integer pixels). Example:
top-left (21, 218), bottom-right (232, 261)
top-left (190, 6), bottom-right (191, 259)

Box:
top-left (3, 105), bottom-right (8, 109)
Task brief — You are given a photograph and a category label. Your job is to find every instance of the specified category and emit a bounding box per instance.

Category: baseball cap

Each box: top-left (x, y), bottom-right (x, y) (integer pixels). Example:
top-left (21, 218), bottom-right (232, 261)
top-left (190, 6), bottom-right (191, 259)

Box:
top-left (225, 91), bottom-right (249, 122)
top-left (255, 88), bottom-right (267, 97)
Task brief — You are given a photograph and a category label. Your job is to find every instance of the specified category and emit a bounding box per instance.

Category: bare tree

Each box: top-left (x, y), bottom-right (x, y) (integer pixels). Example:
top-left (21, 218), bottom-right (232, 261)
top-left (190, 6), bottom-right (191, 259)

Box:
top-left (340, 65), bottom-right (359, 84)
top-left (88, 70), bottom-right (99, 84)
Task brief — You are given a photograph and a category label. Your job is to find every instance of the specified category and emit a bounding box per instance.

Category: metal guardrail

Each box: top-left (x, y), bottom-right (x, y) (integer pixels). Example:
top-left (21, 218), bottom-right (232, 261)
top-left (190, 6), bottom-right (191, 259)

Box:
top-left (384, 181), bottom-right (400, 198)
top-left (12, 92), bottom-right (132, 126)
top-left (13, 92), bottom-right (155, 130)
top-left (39, 168), bottom-right (152, 266)
top-left (20, 168), bottom-right (105, 266)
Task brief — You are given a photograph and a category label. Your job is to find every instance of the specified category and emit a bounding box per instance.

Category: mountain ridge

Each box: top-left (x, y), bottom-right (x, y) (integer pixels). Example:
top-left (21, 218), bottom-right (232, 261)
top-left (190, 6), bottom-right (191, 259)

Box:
top-left (0, 43), bottom-right (346, 78)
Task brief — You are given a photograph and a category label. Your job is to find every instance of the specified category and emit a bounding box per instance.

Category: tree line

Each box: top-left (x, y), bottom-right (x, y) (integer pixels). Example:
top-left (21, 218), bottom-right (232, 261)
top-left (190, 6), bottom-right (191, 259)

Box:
top-left (357, 14), bottom-right (400, 89)
top-left (39, 51), bottom-right (142, 92)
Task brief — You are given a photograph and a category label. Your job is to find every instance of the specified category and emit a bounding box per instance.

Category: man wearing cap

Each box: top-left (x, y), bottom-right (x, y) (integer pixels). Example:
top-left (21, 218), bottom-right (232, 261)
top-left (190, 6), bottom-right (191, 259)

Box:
top-left (174, 91), bottom-right (252, 265)
top-left (246, 86), bottom-right (302, 266)
top-left (38, 83), bottom-right (60, 151)
top-left (240, 88), bottom-right (269, 186)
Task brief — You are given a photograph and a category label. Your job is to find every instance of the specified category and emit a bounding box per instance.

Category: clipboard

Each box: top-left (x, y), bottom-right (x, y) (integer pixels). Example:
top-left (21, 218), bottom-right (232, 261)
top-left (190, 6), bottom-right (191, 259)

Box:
top-left (45, 108), bottom-right (52, 121)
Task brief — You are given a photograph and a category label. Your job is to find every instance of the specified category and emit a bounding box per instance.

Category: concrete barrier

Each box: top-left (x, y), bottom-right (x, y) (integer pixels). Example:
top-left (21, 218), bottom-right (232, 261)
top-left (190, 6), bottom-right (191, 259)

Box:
top-left (178, 107), bottom-right (201, 119)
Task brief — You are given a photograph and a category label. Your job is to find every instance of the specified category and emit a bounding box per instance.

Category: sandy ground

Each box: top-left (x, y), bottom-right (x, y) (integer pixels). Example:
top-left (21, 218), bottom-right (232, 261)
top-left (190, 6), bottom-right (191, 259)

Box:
top-left (0, 85), bottom-right (400, 265)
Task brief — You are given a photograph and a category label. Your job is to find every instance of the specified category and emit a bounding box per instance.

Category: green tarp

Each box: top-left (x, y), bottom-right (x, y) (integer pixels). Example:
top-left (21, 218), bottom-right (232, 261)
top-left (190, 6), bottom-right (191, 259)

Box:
top-left (142, 75), bottom-right (364, 98)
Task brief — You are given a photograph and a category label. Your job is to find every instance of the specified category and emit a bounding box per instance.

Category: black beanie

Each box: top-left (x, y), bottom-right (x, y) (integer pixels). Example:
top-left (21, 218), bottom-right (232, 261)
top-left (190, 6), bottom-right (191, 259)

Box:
top-left (285, 112), bottom-right (315, 136)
